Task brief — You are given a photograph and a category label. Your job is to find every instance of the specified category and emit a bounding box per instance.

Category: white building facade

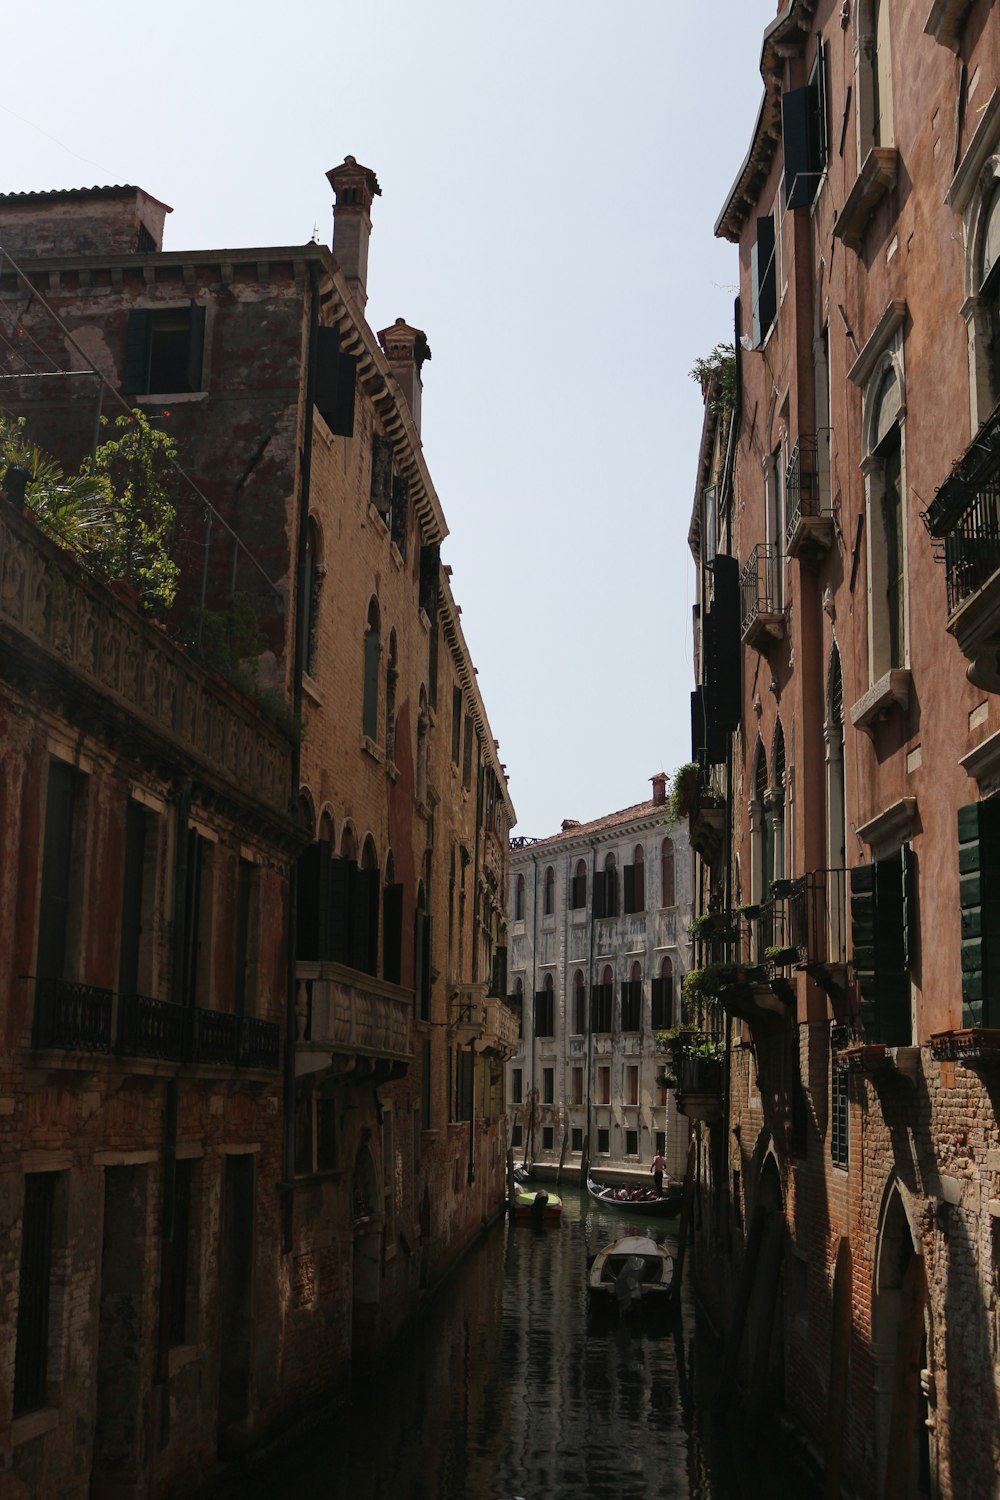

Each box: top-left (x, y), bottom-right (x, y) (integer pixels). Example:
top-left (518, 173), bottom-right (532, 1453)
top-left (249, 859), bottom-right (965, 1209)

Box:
top-left (507, 775), bottom-right (694, 1183)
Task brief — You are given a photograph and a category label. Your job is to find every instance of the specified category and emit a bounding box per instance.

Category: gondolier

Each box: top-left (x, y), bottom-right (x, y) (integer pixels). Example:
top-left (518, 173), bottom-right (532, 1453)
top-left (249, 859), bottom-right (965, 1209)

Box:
top-left (650, 1149), bottom-right (667, 1196)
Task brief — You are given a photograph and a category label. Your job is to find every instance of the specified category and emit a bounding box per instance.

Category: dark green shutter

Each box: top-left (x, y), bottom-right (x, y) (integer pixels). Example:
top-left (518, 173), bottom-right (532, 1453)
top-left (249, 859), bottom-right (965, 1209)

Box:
top-left (316, 847), bottom-right (334, 960)
top-left (382, 883), bottom-right (403, 985)
top-left (605, 868), bottom-right (618, 918)
top-left (850, 857), bottom-right (910, 1044)
top-left (958, 799), bottom-right (1000, 1027)
top-left (186, 303), bottom-right (206, 393)
top-left (123, 310), bottom-right (151, 394)
top-left (315, 326), bottom-right (357, 437)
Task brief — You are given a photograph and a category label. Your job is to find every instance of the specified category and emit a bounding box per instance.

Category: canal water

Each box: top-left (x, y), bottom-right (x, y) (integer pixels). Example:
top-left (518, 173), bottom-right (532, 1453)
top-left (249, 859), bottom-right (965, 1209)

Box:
top-left (242, 1184), bottom-right (820, 1500)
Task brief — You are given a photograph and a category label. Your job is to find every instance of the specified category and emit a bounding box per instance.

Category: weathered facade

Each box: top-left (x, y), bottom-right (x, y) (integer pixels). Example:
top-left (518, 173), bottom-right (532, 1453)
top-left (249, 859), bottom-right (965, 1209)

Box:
top-left (0, 161), bottom-right (516, 1494)
top-left (684, 4), bottom-right (1000, 1497)
top-left (507, 781), bottom-right (693, 1184)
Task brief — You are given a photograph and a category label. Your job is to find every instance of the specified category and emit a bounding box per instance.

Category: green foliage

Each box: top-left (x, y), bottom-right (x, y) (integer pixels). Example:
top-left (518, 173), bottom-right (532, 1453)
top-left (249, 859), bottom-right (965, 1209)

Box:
top-left (667, 762), bottom-right (700, 822)
top-left (655, 1022), bottom-right (723, 1089)
top-left (85, 411), bottom-right (179, 607)
top-left (681, 963), bottom-right (746, 1006)
top-left (1, 414), bottom-right (111, 552)
top-left (689, 341), bottom-right (737, 415)
top-left (186, 592), bottom-right (263, 692)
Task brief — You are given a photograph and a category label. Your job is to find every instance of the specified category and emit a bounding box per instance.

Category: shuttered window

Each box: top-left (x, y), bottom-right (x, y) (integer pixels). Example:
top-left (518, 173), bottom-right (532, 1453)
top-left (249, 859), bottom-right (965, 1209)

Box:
top-left (315, 325), bottom-right (357, 436)
top-left (369, 433), bottom-right (393, 524)
top-left (651, 972), bottom-right (673, 1030)
top-left (782, 38), bottom-right (827, 210)
top-left (750, 214), bottom-right (777, 348)
top-left (13, 1173), bottom-right (58, 1416)
top-left (592, 983), bottom-right (613, 1034)
top-left (570, 863), bottom-right (587, 909)
top-left (36, 759), bottom-right (85, 983)
top-left (124, 304), bottom-right (206, 395)
top-left (849, 847), bottom-right (913, 1044)
top-left (957, 799), bottom-right (1000, 1027)
top-left (534, 987), bottom-right (554, 1037)
top-left (621, 980), bottom-right (642, 1033)
top-left (362, 620), bottom-right (380, 741)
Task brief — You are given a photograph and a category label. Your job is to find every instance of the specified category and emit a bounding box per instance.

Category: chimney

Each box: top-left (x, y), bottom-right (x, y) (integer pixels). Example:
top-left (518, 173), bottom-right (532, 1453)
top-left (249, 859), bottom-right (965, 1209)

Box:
top-left (561, 819), bottom-right (580, 832)
top-left (377, 318), bottom-right (432, 432)
top-left (651, 772), bottom-right (668, 807)
top-left (326, 155), bottom-right (381, 308)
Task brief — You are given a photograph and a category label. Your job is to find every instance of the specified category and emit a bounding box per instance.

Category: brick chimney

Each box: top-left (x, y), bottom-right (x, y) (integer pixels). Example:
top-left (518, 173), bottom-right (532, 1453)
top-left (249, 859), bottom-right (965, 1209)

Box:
top-left (377, 318), bottom-right (431, 432)
top-left (651, 772), bottom-right (668, 807)
top-left (326, 156), bottom-right (381, 308)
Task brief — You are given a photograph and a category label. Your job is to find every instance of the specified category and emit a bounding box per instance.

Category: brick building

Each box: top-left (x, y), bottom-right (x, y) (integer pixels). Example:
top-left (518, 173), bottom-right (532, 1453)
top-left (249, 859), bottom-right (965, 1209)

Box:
top-left (684, 4), bottom-right (1000, 1497)
top-left (507, 779), bottom-right (693, 1185)
top-left (0, 160), bottom-right (516, 1492)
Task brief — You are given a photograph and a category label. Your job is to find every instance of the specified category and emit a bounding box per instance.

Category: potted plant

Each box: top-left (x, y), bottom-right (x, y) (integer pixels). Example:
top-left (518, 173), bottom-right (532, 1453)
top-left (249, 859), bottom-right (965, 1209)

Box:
top-left (667, 762), bottom-right (700, 821)
top-left (764, 944), bottom-right (800, 967)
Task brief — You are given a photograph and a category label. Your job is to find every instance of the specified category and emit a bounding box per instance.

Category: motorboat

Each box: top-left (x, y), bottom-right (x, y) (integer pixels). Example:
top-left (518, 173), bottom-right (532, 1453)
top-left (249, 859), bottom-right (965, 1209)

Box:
top-left (586, 1175), bottom-right (682, 1216)
top-left (587, 1234), bottom-right (673, 1314)
top-left (511, 1186), bottom-right (562, 1222)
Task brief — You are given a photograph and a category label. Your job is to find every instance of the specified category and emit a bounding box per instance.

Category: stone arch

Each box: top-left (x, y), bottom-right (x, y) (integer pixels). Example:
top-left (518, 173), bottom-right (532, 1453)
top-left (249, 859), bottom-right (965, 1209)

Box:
top-left (298, 786), bottom-right (317, 839)
top-left (871, 1175), bottom-right (931, 1497)
top-left (340, 823), bottom-right (358, 862)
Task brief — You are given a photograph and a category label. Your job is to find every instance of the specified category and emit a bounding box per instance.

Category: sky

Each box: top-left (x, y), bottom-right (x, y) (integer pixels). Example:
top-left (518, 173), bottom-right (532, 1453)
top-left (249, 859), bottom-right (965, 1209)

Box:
top-left (3, 1), bottom-right (768, 839)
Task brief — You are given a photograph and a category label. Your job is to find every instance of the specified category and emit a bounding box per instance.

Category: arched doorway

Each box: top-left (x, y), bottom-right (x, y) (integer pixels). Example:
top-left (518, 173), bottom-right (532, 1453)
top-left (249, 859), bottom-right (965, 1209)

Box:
top-left (873, 1182), bottom-right (931, 1498)
top-left (745, 1152), bottom-right (785, 1421)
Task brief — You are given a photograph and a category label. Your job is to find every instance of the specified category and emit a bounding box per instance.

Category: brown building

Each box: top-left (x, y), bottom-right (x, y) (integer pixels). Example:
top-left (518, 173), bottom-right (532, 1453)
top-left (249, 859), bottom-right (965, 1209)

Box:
top-left (685, 4), bottom-right (1000, 1497)
top-left (0, 159), bottom-right (516, 1493)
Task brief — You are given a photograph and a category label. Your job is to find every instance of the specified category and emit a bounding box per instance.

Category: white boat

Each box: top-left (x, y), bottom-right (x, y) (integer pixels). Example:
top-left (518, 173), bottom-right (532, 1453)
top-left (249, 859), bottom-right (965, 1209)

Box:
top-left (587, 1234), bottom-right (674, 1314)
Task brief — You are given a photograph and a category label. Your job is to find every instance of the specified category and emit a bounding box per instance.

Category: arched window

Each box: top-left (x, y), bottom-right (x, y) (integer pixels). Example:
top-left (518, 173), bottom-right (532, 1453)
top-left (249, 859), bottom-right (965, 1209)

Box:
top-left (382, 849), bottom-right (402, 986)
top-left (416, 685), bottom-right (429, 807)
top-left (515, 975), bottom-right (524, 1040)
top-left (622, 959), bottom-right (642, 1031)
top-left (752, 739), bottom-right (773, 913)
top-left (514, 872), bottom-right (526, 922)
top-left (362, 598), bottom-right (381, 742)
top-left (866, 368), bottom-right (906, 678)
top-left (543, 865), bottom-right (555, 916)
top-left (624, 843), bottom-right (645, 913)
top-left (356, 835), bottom-right (380, 977)
top-left (595, 852), bottom-right (617, 918)
top-left (826, 643), bottom-right (847, 961)
top-left (301, 518), bottom-right (322, 679)
top-left (979, 180), bottom-right (1000, 410)
top-left (534, 972), bottom-right (555, 1038)
top-left (385, 629), bottom-right (398, 763)
top-left (772, 719), bottom-right (786, 885)
top-left (594, 963), bottom-right (614, 1033)
top-left (573, 969), bottom-right (586, 1035)
top-left (661, 838), bottom-right (675, 908)
top-left (652, 956), bottom-right (673, 1029)
top-left (570, 858), bottom-right (587, 910)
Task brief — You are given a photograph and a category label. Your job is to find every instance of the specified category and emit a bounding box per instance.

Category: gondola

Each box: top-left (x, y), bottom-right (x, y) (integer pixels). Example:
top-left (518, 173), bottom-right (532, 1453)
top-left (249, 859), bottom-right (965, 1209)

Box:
top-left (586, 1175), bottom-right (682, 1215)
top-left (587, 1234), bottom-right (673, 1314)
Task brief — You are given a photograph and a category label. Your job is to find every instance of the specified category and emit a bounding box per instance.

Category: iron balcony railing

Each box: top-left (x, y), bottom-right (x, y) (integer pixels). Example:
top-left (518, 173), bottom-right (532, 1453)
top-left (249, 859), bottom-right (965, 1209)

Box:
top-left (743, 899), bottom-right (787, 965)
top-left (740, 543), bottom-right (781, 637)
top-left (32, 979), bottom-right (279, 1069)
top-left (941, 482), bottom-right (1000, 616)
top-left (32, 978), bottom-right (112, 1051)
top-left (784, 433), bottom-right (826, 546)
top-left (787, 868), bottom-right (848, 967)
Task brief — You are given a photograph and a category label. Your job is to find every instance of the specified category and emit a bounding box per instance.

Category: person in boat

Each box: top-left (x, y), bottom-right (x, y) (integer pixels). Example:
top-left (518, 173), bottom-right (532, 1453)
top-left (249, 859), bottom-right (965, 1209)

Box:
top-left (529, 1190), bottom-right (549, 1224)
top-left (615, 1184), bottom-right (630, 1200)
top-left (650, 1149), bottom-right (667, 1196)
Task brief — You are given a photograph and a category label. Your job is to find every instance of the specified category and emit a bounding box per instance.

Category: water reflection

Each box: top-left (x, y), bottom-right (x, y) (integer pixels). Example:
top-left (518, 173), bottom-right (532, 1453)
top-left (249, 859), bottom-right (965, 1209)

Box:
top-left (241, 1186), bottom-right (818, 1500)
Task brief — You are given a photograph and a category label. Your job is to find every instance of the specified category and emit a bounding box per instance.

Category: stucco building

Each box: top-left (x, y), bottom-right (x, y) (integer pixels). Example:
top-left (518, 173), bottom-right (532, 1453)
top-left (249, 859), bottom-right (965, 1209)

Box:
top-left (0, 159), bottom-right (516, 1493)
top-left (507, 778), bottom-right (693, 1184)
top-left (683, 4), bottom-right (1000, 1497)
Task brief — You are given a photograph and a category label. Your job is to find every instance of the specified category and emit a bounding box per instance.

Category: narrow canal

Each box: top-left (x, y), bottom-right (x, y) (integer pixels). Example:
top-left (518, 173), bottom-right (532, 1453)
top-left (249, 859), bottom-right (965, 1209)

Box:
top-left (241, 1185), bottom-right (821, 1499)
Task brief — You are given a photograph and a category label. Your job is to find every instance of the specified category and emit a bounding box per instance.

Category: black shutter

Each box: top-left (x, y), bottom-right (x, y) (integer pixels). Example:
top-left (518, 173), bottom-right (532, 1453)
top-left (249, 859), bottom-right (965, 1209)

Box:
top-left (370, 432), bottom-right (393, 521)
top-left (492, 944), bottom-right (508, 998)
top-left (419, 543), bottom-right (440, 617)
top-left (123, 310), bottom-right (151, 394)
top-left (367, 870), bottom-right (380, 977)
top-left (413, 905), bottom-right (424, 1014)
top-left (782, 86), bottom-right (819, 209)
top-left (605, 868), bottom-right (618, 918)
top-left (316, 326), bottom-right (357, 437)
top-left (623, 864), bottom-right (635, 915)
top-left (958, 799), bottom-right (1000, 1027)
top-left (13, 1174), bottom-right (55, 1416)
top-left (329, 857), bottom-right (351, 965)
top-left (348, 864), bottom-right (368, 973)
top-left (383, 883), bottom-right (403, 985)
top-left (592, 870), bottom-right (606, 920)
top-left (851, 858), bottom-right (909, 1045)
top-left (186, 303), bottom-right (206, 393)
top-left (390, 472), bottom-right (409, 557)
top-left (634, 862), bottom-right (645, 911)
top-left (706, 553), bottom-right (741, 738)
top-left (751, 216), bottom-right (777, 347)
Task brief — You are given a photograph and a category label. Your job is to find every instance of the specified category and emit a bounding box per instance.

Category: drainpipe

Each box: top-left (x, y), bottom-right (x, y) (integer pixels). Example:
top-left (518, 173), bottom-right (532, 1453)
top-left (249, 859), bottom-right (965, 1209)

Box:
top-left (581, 838), bottom-right (597, 1184)
top-left (468, 759), bottom-right (483, 1187)
top-left (281, 260), bottom-right (320, 1249)
top-left (526, 850), bottom-right (539, 1166)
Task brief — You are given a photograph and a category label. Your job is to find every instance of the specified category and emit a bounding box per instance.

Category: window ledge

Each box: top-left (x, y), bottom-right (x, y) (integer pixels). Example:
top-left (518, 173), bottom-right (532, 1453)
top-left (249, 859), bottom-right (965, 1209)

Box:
top-left (167, 1343), bottom-right (201, 1376)
top-left (833, 147), bottom-right (899, 253)
top-left (12, 1407), bottom-right (60, 1446)
top-left (301, 671), bottom-right (323, 708)
top-left (390, 542), bottom-right (404, 570)
top-left (367, 504), bottom-right (390, 538)
top-left (134, 391), bottom-right (208, 405)
top-left (360, 735), bottom-right (384, 764)
top-left (925, 0), bottom-right (975, 53)
top-left (856, 796), bottom-right (918, 858)
top-left (385, 759), bottom-right (399, 783)
top-left (849, 668), bottom-right (911, 738)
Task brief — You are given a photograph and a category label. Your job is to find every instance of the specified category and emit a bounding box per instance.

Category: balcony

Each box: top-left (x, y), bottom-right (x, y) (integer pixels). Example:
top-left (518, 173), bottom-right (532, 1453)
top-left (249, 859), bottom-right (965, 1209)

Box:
top-left (32, 979), bottom-right (280, 1069)
top-left (689, 792), bottom-right (726, 861)
top-left (477, 996), bottom-right (520, 1059)
top-left (924, 419), bottom-right (1000, 688)
top-left (786, 869), bottom-right (849, 1005)
top-left (740, 544), bottom-right (784, 650)
top-left (449, 980), bottom-right (488, 1045)
top-left (295, 960), bottom-right (412, 1078)
top-left (929, 1028), bottom-right (1000, 1069)
top-left (784, 434), bottom-right (834, 564)
top-left (675, 1053), bottom-right (724, 1123)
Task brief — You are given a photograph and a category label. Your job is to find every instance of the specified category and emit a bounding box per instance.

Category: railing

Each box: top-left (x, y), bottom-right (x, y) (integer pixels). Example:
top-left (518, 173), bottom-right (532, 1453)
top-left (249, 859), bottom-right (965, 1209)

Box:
top-left (481, 996), bottom-right (520, 1057)
top-left (32, 980), bottom-right (279, 1069)
top-left (740, 543), bottom-right (781, 637)
top-left (784, 434), bottom-right (824, 547)
top-left (32, 978), bottom-right (112, 1051)
top-left (295, 960), bottom-right (412, 1070)
top-left (744, 899), bottom-right (787, 965)
top-left (941, 482), bottom-right (1000, 616)
top-left (677, 1053), bottom-right (723, 1095)
top-left (118, 993), bottom-right (190, 1061)
top-left (789, 869), bottom-right (848, 966)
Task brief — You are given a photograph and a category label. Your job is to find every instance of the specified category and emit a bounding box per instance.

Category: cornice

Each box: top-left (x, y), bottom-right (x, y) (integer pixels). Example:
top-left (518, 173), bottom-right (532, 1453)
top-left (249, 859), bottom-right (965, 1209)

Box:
top-left (848, 298), bottom-right (907, 387)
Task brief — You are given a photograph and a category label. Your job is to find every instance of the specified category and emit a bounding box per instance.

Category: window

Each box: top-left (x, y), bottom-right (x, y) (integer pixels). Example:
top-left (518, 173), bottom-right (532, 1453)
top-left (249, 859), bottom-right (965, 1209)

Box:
top-left (661, 838), bottom-right (675, 908)
top-left (573, 970), bottom-right (586, 1035)
top-left (542, 1126), bottom-right (554, 1151)
top-left (301, 518), bottom-right (323, 679)
top-left (451, 687), bottom-right (462, 764)
top-left (592, 965), bottom-right (613, 1033)
top-left (750, 212), bottom-right (777, 347)
top-left (752, 740), bottom-right (773, 906)
top-left (413, 883), bottom-right (432, 1022)
top-left (831, 1027), bottom-right (849, 1169)
top-left (957, 799), bottom-right (1000, 1027)
top-left (36, 758), bottom-right (87, 986)
top-left (865, 369), bottom-right (906, 679)
top-left (597, 1127), bottom-right (610, 1154)
top-left (167, 1159), bottom-right (200, 1347)
top-left (621, 962), bottom-right (642, 1032)
top-left (571, 1127), bottom-right (584, 1153)
top-left (625, 1128), bottom-right (639, 1156)
top-left (850, 846), bottom-right (914, 1044)
top-left (13, 1171), bottom-right (61, 1415)
top-left (118, 798), bottom-right (158, 1002)
top-left (969, 179), bottom-right (1000, 423)
top-left (514, 872), bottom-right (526, 923)
top-left (370, 432), bottom-right (393, 526)
top-left (597, 1066), bottom-right (611, 1105)
top-left (315, 325), bottom-right (357, 437)
top-left (625, 1065), bottom-right (639, 1107)
top-left (623, 845), bottom-right (645, 914)
top-left (124, 304), bottom-right (206, 395)
top-left (766, 441), bottom-right (785, 612)
top-left (534, 976), bottom-right (554, 1038)
top-left (781, 36), bottom-right (828, 210)
top-left (593, 853), bottom-right (617, 919)
top-left (416, 687), bottom-right (429, 808)
top-left (571, 1066), bottom-right (584, 1105)
top-left (542, 1067), bottom-right (554, 1104)
top-left (233, 857), bottom-right (259, 1018)
top-left (462, 714), bottom-right (475, 791)
top-left (654, 1130), bottom-right (666, 1156)
top-left (826, 645), bottom-right (848, 963)
top-left (543, 865), bottom-right (555, 916)
top-left (512, 1123), bottom-right (523, 1148)
top-left (511, 1067), bottom-right (523, 1105)
top-left (651, 958), bottom-right (673, 1030)
top-left (180, 828), bottom-right (213, 1007)
top-left (570, 859), bottom-right (587, 909)
top-left (362, 599), bottom-right (381, 742)
top-left (385, 631), bottom-right (398, 764)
